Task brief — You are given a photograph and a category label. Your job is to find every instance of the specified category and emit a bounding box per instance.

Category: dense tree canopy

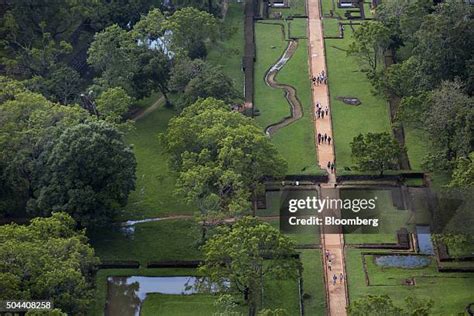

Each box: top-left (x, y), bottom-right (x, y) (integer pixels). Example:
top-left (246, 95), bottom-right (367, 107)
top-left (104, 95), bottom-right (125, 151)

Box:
top-left (29, 121), bottom-right (136, 227)
top-left (164, 98), bottom-right (286, 220)
top-left (169, 58), bottom-right (240, 108)
top-left (422, 81), bottom-right (473, 171)
top-left (200, 217), bottom-right (300, 316)
top-left (164, 7), bottom-right (218, 58)
top-left (0, 212), bottom-right (99, 315)
top-left (351, 132), bottom-right (402, 175)
top-left (0, 79), bottom-right (89, 216)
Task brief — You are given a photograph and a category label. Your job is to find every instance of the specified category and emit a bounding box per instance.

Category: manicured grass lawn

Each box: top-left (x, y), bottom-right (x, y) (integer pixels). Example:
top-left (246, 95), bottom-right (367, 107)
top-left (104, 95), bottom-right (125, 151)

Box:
top-left (123, 103), bottom-right (194, 219)
top-left (404, 126), bottom-right (429, 171)
top-left (340, 189), bottom-right (411, 244)
top-left (255, 21), bottom-right (320, 174)
top-left (141, 294), bottom-right (219, 316)
top-left (322, 18), bottom-right (340, 37)
top-left (88, 219), bottom-right (202, 265)
top-left (300, 250), bottom-right (327, 315)
top-left (269, 0), bottom-right (307, 18)
top-left (254, 22), bottom-right (290, 129)
top-left (267, 217), bottom-right (321, 245)
top-left (207, 2), bottom-right (244, 94)
top-left (263, 276), bottom-right (301, 314)
top-left (345, 249), bottom-right (474, 315)
top-left (289, 18), bottom-right (308, 38)
top-left (325, 28), bottom-right (392, 171)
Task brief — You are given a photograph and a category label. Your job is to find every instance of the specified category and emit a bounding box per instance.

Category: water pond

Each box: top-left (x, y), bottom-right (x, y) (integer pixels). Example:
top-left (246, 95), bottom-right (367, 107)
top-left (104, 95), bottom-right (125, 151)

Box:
top-left (374, 255), bottom-right (431, 268)
top-left (106, 276), bottom-right (203, 316)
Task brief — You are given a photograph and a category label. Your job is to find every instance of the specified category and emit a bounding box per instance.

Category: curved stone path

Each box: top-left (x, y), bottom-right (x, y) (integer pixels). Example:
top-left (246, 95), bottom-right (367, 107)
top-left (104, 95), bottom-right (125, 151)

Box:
top-left (264, 40), bottom-right (304, 136)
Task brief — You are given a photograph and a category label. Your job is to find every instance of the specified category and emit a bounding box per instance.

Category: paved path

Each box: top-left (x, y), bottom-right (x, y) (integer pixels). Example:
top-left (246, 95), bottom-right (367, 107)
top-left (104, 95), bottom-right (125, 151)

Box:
top-left (307, 0), bottom-right (348, 314)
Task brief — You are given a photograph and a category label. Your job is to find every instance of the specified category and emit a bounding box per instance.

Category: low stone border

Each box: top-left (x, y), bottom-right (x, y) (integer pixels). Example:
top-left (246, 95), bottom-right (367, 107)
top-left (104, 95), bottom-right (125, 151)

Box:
top-left (99, 261), bottom-right (140, 269)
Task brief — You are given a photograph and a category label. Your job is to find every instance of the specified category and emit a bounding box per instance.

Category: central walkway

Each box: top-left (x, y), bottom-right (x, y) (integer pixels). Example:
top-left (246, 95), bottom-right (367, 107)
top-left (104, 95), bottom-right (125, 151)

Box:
top-left (307, 0), bottom-right (349, 314)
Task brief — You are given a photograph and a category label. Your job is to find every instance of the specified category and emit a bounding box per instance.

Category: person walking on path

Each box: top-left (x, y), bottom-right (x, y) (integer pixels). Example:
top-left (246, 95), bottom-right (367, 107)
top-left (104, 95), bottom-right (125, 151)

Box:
top-left (325, 249), bottom-right (330, 260)
top-left (324, 133), bottom-right (328, 143)
top-left (321, 111), bottom-right (325, 119)
top-left (325, 106), bottom-right (329, 116)
top-left (328, 136), bottom-right (332, 145)
top-left (339, 273), bottom-right (344, 284)
top-left (328, 259), bottom-right (332, 271)
top-left (327, 161), bottom-right (331, 169)
top-left (318, 133), bottom-right (322, 144)
top-left (333, 274), bottom-right (338, 285)
top-left (331, 162), bottom-right (335, 173)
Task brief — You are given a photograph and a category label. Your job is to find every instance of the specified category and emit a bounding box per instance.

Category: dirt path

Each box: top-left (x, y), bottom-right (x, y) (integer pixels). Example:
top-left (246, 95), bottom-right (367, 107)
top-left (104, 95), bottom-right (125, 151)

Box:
top-left (131, 96), bottom-right (164, 121)
top-left (264, 40), bottom-right (304, 136)
top-left (307, 0), bottom-right (349, 314)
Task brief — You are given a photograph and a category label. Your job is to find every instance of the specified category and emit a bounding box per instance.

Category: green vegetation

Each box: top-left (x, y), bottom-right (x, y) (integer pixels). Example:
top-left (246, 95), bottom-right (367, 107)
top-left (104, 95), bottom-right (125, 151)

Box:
top-left (200, 217), bottom-right (300, 315)
top-left (141, 294), bottom-right (218, 315)
top-left (341, 189), bottom-right (410, 244)
top-left (123, 101), bottom-right (192, 219)
top-left (254, 22), bottom-right (319, 174)
top-left (322, 19), bottom-right (339, 37)
top-left (325, 28), bottom-right (392, 171)
top-left (88, 219), bottom-right (202, 265)
top-left (288, 18), bottom-right (308, 38)
top-left (0, 213), bottom-right (99, 315)
top-left (346, 249), bottom-right (474, 315)
top-left (269, 0), bottom-right (306, 18)
top-left (300, 250), bottom-right (326, 315)
top-left (208, 3), bottom-right (245, 93)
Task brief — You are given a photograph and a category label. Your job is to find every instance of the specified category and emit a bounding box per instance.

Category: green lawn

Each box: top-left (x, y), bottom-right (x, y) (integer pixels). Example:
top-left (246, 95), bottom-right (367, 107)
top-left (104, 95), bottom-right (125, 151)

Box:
top-left (254, 21), bottom-right (320, 174)
top-left (300, 250), bottom-right (327, 315)
top-left (404, 126), bottom-right (430, 171)
top-left (207, 2), bottom-right (244, 94)
top-left (142, 294), bottom-right (219, 316)
top-left (289, 18), bottom-right (308, 38)
top-left (341, 189), bottom-right (411, 244)
top-left (88, 219), bottom-right (202, 265)
top-left (346, 249), bottom-right (474, 315)
top-left (325, 28), bottom-right (392, 171)
top-left (123, 103), bottom-right (193, 219)
top-left (269, 0), bottom-right (307, 18)
top-left (322, 18), bottom-right (340, 37)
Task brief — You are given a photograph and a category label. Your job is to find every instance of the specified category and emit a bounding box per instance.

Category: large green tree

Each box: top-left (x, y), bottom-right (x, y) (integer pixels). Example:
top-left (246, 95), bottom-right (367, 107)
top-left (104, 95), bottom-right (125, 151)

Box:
top-left (0, 78), bottom-right (89, 216)
top-left (0, 212), bottom-right (99, 315)
top-left (96, 87), bottom-right (133, 122)
top-left (200, 217), bottom-right (300, 316)
top-left (169, 58), bottom-right (240, 109)
top-left (30, 121), bottom-right (136, 227)
top-left (164, 98), bottom-right (286, 223)
top-left (351, 132), bottom-right (402, 175)
top-left (88, 10), bottom-right (172, 101)
top-left (422, 81), bottom-right (473, 171)
top-left (164, 7), bottom-right (218, 58)
top-left (348, 21), bottom-right (391, 76)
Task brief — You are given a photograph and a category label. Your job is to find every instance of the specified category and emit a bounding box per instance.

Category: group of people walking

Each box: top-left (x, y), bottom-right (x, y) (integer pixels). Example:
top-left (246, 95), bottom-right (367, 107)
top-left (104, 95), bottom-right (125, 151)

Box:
top-left (317, 132), bottom-right (331, 145)
top-left (311, 70), bottom-right (327, 86)
top-left (327, 160), bottom-right (335, 173)
top-left (325, 250), bottom-right (344, 285)
top-left (314, 101), bottom-right (329, 120)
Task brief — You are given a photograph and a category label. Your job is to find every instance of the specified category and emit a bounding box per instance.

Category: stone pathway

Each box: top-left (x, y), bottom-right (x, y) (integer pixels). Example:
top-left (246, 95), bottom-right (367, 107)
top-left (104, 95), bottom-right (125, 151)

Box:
top-left (307, 0), bottom-right (348, 314)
